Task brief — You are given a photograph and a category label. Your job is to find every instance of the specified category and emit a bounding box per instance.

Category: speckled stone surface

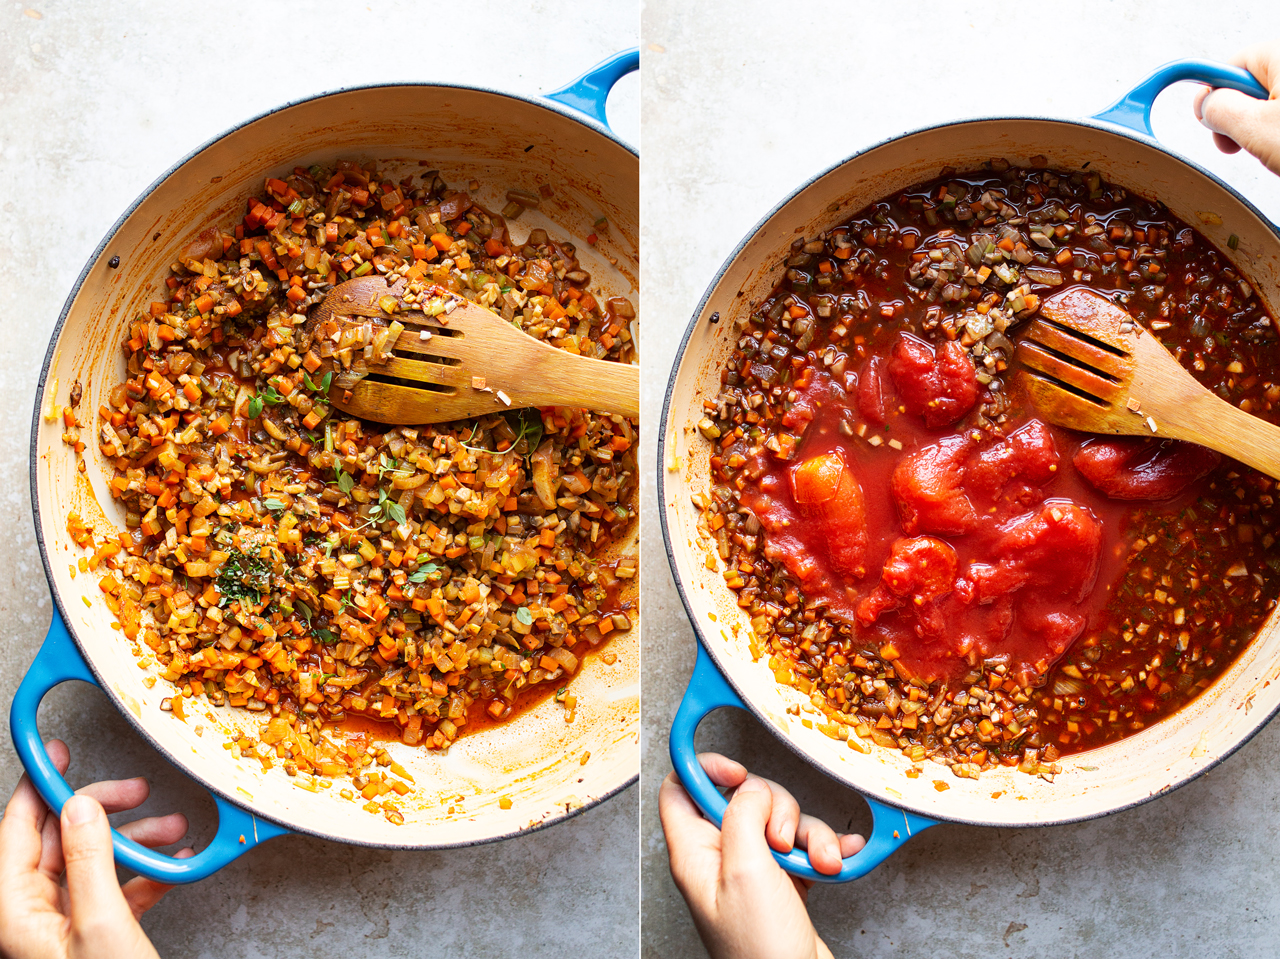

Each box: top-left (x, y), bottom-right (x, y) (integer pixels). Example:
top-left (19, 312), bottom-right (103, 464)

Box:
top-left (0, 3), bottom-right (637, 957)
top-left (640, 3), bottom-right (1280, 957)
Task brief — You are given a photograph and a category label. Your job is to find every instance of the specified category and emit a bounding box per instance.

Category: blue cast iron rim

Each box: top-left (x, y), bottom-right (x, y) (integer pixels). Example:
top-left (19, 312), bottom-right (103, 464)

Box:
top-left (28, 78), bottom-right (637, 854)
top-left (658, 110), bottom-right (1280, 832)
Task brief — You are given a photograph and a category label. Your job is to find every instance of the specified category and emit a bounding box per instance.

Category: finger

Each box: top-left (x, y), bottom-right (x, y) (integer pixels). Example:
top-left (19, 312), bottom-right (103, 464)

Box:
top-left (754, 777), bottom-right (801, 853)
top-left (0, 740), bottom-right (71, 880)
top-left (77, 776), bottom-right (151, 815)
top-left (718, 776), bottom-right (776, 882)
top-left (839, 831), bottom-right (867, 858)
top-left (122, 847), bottom-right (193, 920)
top-left (695, 752), bottom-right (748, 791)
top-left (1231, 42), bottom-right (1280, 93)
top-left (117, 812), bottom-right (189, 849)
top-left (1214, 132), bottom-right (1243, 155)
top-left (61, 795), bottom-right (134, 938)
top-left (37, 776), bottom-right (152, 878)
top-left (658, 774), bottom-right (725, 900)
top-left (38, 805), bottom-right (67, 880)
top-left (1193, 83), bottom-right (1244, 153)
top-left (658, 776), bottom-right (723, 855)
top-left (1193, 83), bottom-right (1211, 121)
top-left (1198, 87), bottom-right (1280, 170)
top-left (794, 812), bottom-right (843, 875)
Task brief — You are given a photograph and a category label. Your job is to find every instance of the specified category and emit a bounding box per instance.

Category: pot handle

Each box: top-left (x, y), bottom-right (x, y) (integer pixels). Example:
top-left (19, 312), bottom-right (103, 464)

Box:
top-left (1092, 58), bottom-right (1268, 138)
top-left (669, 642), bottom-right (936, 883)
top-left (544, 48), bottom-right (639, 132)
top-left (9, 609), bottom-right (290, 885)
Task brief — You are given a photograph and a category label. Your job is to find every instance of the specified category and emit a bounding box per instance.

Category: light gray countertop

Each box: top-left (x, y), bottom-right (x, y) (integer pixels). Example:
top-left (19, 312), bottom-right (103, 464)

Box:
top-left (0, 3), bottom-right (638, 957)
top-left (640, 2), bottom-right (1280, 957)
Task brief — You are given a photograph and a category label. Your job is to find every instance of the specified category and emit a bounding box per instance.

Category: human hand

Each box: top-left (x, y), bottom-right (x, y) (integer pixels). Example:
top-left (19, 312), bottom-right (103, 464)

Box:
top-left (1193, 42), bottom-right (1280, 176)
top-left (658, 752), bottom-right (864, 959)
top-left (0, 739), bottom-right (191, 959)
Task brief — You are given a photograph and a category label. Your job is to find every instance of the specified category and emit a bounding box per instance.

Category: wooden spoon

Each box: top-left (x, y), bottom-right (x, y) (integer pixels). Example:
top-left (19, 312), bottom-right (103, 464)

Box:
top-left (1013, 286), bottom-right (1280, 480)
top-left (304, 275), bottom-right (639, 425)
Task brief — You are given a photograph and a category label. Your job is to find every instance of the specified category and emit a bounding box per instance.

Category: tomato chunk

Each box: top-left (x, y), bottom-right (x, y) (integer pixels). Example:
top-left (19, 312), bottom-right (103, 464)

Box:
top-left (790, 450), bottom-right (869, 579)
top-left (891, 435), bottom-right (977, 536)
top-left (964, 501), bottom-right (1102, 605)
top-left (1073, 437), bottom-right (1220, 501)
top-left (965, 419), bottom-right (1059, 503)
top-left (858, 536), bottom-right (957, 626)
top-left (888, 334), bottom-right (978, 428)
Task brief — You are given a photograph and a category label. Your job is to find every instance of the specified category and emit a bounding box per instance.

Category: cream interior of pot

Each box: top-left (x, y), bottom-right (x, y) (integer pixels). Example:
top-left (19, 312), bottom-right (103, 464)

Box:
top-left (663, 118), bottom-right (1280, 826)
top-left (34, 84), bottom-right (639, 847)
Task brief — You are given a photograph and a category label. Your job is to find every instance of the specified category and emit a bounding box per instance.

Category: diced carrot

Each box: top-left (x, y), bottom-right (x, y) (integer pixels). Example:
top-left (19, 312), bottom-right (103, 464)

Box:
top-left (455, 221), bottom-right (471, 235)
top-left (430, 233), bottom-right (452, 251)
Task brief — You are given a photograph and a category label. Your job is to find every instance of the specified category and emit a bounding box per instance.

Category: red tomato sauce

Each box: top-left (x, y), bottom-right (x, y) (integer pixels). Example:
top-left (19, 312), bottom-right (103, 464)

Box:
top-left (703, 159), bottom-right (1280, 769)
top-left (743, 357), bottom-right (1142, 687)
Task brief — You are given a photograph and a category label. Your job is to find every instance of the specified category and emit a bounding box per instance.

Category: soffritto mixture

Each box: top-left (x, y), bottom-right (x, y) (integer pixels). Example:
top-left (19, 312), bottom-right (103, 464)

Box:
top-left (61, 159), bottom-right (637, 810)
top-left (695, 158), bottom-right (1280, 781)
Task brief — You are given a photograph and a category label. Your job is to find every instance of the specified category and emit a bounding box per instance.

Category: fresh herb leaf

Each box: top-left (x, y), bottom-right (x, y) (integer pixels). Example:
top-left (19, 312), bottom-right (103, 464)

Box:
top-left (214, 549), bottom-right (271, 606)
top-left (336, 469), bottom-right (355, 494)
top-left (376, 452), bottom-right (410, 479)
top-left (515, 606), bottom-right (534, 626)
top-left (296, 600), bottom-right (312, 624)
top-left (315, 628), bottom-right (339, 645)
top-left (385, 500), bottom-right (406, 525)
top-left (407, 563), bottom-right (440, 584)
top-left (261, 385), bottom-right (284, 405)
top-left (513, 407), bottom-right (544, 458)
top-left (262, 497), bottom-right (287, 511)
top-left (304, 371), bottom-right (333, 393)
top-left (247, 395), bottom-right (264, 419)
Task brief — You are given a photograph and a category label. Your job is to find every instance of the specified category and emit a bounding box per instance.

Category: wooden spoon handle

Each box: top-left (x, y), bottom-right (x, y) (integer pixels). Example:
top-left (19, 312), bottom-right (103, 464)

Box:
top-left (503, 347), bottom-right (640, 419)
top-left (1151, 389), bottom-right (1280, 481)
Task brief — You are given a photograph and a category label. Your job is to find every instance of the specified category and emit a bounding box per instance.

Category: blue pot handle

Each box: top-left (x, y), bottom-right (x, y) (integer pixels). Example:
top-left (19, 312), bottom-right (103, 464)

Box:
top-left (669, 642), bottom-right (936, 883)
top-left (9, 609), bottom-right (290, 884)
top-left (1093, 58), bottom-right (1268, 137)
top-left (544, 48), bottom-right (639, 132)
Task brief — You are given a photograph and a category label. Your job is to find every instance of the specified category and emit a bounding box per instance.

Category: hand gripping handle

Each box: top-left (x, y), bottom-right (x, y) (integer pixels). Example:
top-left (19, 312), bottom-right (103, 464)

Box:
top-left (545, 48), bottom-right (639, 132)
top-left (10, 609), bottom-right (289, 884)
top-left (1093, 58), bottom-right (1268, 137)
top-left (669, 642), bottom-right (936, 883)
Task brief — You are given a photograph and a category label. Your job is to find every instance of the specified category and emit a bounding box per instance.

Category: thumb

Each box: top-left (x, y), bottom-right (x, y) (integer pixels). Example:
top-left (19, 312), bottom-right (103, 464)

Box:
top-left (1198, 87), bottom-right (1280, 175)
top-left (718, 777), bottom-right (776, 881)
top-left (61, 795), bottom-right (133, 937)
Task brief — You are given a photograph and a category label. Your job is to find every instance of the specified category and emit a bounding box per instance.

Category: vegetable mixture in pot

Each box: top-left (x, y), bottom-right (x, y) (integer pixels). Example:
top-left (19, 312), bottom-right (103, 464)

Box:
top-left (694, 158), bottom-right (1280, 781)
top-left (60, 159), bottom-right (637, 811)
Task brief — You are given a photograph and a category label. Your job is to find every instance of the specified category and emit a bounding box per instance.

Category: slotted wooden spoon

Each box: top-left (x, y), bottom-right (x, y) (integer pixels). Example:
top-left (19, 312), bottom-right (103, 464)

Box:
top-left (1014, 286), bottom-right (1280, 480)
top-left (304, 275), bottom-right (639, 425)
